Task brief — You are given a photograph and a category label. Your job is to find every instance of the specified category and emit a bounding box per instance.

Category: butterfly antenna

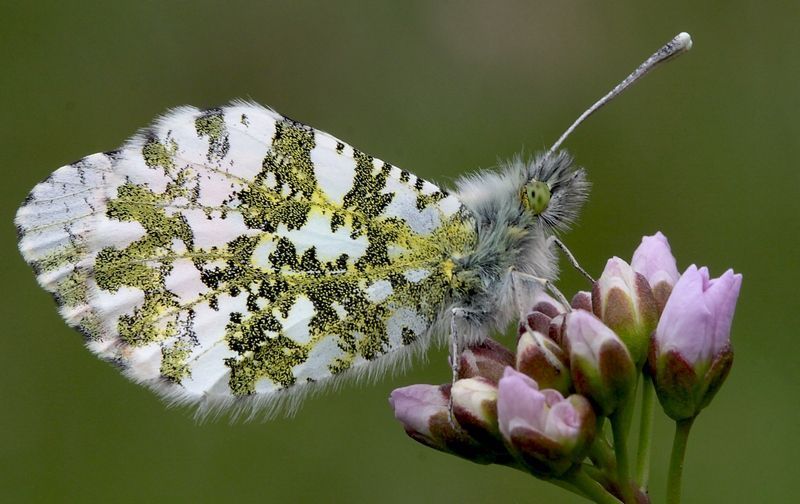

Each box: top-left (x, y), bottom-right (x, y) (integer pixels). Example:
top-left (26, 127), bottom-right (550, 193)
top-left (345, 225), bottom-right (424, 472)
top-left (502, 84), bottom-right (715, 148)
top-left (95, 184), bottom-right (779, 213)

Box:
top-left (547, 32), bottom-right (693, 157)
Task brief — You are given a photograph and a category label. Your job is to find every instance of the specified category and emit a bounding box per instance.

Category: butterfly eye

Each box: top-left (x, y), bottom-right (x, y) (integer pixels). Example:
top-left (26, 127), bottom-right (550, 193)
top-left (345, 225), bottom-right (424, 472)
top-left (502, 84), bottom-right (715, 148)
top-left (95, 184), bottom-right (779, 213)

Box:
top-left (523, 180), bottom-right (551, 215)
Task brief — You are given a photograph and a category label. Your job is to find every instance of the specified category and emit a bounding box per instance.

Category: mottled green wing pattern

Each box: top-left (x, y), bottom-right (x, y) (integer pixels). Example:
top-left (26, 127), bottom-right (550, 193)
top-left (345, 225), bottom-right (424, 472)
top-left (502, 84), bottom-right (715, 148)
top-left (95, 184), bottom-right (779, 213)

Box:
top-left (16, 102), bottom-right (476, 415)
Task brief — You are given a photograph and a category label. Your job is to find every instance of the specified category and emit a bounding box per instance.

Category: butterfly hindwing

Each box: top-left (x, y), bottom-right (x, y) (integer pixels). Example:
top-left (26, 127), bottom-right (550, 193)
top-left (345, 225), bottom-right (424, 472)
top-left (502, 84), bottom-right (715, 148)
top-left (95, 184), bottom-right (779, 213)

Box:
top-left (16, 102), bottom-right (476, 416)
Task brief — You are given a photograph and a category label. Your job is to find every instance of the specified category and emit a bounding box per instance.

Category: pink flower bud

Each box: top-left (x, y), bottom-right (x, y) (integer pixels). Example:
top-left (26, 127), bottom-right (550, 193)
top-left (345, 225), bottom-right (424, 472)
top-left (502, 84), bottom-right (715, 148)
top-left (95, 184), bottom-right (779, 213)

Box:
top-left (564, 310), bottom-right (637, 416)
top-left (516, 329), bottom-right (571, 395)
top-left (631, 232), bottom-right (680, 313)
top-left (593, 257), bottom-right (658, 366)
top-left (389, 384), bottom-right (453, 449)
top-left (458, 338), bottom-right (515, 383)
top-left (390, 384), bottom-right (497, 462)
top-left (650, 265), bottom-right (742, 420)
top-left (497, 368), bottom-right (595, 475)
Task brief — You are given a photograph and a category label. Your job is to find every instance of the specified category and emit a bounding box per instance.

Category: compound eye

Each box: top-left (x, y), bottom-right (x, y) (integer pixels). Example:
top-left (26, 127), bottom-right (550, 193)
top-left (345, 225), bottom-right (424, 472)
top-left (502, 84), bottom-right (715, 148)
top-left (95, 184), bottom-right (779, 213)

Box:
top-left (523, 180), bottom-right (552, 215)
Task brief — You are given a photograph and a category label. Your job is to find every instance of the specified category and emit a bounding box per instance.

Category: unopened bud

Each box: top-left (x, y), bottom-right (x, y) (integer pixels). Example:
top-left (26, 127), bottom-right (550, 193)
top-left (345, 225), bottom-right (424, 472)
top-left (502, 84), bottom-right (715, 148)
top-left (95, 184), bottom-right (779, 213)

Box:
top-left (452, 377), bottom-right (506, 453)
top-left (593, 257), bottom-right (658, 366)
top-left (631, 232), bottom-right (681, 314)
top-left (649, 265), bottom-right (741, 420)
top-left (458, 338), bottom-right (515, 384)
top-left (571, 290), bottom-right (593, 311)
top-left (564, 310), bottom-right (637, 416)
top-left (497, 368), bottom-right (595, 476)
top-left (389, 384), bottom-right (502, 463)
top-left (516, 329), bottom-right (571, 395)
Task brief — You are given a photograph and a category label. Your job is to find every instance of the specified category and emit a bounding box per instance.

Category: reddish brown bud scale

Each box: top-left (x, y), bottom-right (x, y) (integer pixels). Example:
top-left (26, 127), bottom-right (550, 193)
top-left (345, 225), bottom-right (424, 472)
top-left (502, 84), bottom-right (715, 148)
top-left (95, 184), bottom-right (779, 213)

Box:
top-left (525, 311), bottom-right (554, 335)
top-left (698, 347), bottom-right (734, 412)
top-left (651, 280), bottom-right (673, 315)
top-left (650, 349), bottom-right (697, 420)
top-left (571, 290), bottom-right (593, 311)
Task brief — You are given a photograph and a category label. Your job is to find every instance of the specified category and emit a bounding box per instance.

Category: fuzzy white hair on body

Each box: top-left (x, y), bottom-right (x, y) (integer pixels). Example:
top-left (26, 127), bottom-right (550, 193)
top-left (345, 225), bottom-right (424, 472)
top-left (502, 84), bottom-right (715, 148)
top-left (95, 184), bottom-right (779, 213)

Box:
top-left (451, 152), bottom-right (589, 336)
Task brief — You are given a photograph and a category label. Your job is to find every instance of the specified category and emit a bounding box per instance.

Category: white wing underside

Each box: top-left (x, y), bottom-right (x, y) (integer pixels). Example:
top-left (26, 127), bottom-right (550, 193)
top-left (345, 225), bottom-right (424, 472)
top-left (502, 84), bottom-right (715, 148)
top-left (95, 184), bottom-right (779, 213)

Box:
top-left (15, 102), bottom-right (469, 418)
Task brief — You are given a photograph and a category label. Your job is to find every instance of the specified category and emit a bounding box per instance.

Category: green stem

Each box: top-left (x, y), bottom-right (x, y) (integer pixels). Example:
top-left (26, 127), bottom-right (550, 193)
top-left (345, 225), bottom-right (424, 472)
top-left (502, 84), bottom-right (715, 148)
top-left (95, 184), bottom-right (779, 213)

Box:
top-left (635, 376), bottom-right (656, 488)
top-left (610, 408), bottom-right (634, 503)
top-left (588, 417), bottom-right (616, 474)
top-left (582, 463), bottom-right (612, 490)
top-left (589, 439), bottom-right (616, 474)
top-left (666, 417), bottom-right (695, 504)
top-left (568, 468), bottom-right (623, 504)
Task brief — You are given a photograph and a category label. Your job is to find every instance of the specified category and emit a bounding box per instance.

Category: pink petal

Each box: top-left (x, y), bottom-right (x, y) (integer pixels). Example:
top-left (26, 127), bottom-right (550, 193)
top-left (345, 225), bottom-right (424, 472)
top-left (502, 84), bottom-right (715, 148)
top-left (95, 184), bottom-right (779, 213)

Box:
top-left (703, 269), bottom-right (742, 354)
top-left (631, 232), bottom-right (680, 286)
top-left (542, 388), bottom-right (566, 408)
top-left (497, 368), bottom-right (547, 439)
top-left (543, 400), bottom-right (581, 442)
top-left (656, 265), bottom-right (713, 365)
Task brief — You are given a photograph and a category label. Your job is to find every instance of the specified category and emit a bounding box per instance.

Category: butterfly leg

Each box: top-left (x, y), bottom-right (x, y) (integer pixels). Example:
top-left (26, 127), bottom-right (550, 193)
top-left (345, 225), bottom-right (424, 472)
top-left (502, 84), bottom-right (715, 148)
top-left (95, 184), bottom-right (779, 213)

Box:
top-left (447, 306), bottom-right (478, 424)
top-left (549, 236), bottom-right (595, 283)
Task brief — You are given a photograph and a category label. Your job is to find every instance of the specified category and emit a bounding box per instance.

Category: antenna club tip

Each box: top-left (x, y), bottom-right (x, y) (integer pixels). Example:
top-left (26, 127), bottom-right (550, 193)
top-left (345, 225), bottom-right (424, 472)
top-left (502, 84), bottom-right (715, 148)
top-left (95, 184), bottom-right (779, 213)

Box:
top-left (675, 32), bottom-right (693, 51)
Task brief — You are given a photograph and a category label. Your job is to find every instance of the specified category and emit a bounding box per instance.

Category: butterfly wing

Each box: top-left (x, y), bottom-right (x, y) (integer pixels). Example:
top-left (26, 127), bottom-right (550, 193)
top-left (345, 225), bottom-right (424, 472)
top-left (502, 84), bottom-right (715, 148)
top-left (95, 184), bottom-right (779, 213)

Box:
top-left (16, 102), bottom-right (475, 417)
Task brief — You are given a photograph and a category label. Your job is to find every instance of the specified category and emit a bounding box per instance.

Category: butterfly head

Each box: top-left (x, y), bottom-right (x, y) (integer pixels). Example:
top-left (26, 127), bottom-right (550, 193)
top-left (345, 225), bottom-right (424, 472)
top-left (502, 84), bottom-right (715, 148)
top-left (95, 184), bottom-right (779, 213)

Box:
top-left (522, 151), bottom-right (590, 232)
top-left (521, 180), bottom-right (551, 216)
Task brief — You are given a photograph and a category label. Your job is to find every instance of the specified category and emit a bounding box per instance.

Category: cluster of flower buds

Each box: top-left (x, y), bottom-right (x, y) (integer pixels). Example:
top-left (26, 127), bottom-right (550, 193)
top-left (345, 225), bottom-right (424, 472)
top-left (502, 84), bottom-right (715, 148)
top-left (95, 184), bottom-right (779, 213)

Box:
top-left (390, 232), bottom-right (742, 502)
top-left (390, 336), bottom-right (596, 476)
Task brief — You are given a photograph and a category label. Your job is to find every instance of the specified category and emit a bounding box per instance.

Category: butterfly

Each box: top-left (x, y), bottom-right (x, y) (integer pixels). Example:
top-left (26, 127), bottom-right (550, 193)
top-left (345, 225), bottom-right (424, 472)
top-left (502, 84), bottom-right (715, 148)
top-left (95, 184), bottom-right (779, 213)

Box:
top-left (15, 33), bottom-right (691, 419)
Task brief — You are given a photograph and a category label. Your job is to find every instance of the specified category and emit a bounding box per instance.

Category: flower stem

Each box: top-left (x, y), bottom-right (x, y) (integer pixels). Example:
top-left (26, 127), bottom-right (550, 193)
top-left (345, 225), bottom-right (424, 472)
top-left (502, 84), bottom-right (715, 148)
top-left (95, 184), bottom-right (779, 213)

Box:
top-left (667, 417), bottom-right (695, 504)
top-left (588, 417), bottom-right (616, 474)
top-left (589, 438), bottom-right (616, 474)
top-left (582, 463), bottom-right (608, 485)
top-left (635, 376), bottom-right (656, 488)
top-left (610, 408), bottom-right (634, 503)
top-left (568, 468), bottom-right (623, 504)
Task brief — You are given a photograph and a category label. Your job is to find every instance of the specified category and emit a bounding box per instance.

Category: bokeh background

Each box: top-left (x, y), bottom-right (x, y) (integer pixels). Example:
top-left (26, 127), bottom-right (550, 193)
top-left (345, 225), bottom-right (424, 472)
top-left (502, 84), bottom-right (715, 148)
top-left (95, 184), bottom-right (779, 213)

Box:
top-left (1, 1), bottom-right (797, 502)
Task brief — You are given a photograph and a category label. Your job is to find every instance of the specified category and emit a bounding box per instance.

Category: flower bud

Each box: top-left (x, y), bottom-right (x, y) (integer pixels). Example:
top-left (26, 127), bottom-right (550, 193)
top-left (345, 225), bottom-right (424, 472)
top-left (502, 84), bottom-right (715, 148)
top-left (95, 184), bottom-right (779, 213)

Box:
top-left (571, 290), bottom-right (593, 311)
top-left (649, 265), bottom-right (741, 420)
top-left (564, 310), bottom-right (637, 416)
top-left (516, 329), bottom-right (571, 395)
top-left (451, 377), bottom-right (504, 449)
top-left (389, 384), bottom-right (498, 463)
top-left (523, 310), bottom-right (553, 335)
top-left (521, 292), bottom-right (568, 347)
top-left (458, 338), bottom-right (515, 383)
top-left (530, 291), bottom-right (565, 318)
top-left (497, 368), bottom-right (595, 476)
top-left (593, 257), bottom-right (658, 366)
top-left (631, 232), bottom-right (680, 313)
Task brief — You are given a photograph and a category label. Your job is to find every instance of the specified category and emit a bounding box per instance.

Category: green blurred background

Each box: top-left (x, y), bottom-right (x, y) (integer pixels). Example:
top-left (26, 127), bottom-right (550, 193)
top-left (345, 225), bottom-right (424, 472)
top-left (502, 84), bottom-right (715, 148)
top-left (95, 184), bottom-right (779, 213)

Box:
top-left (1, 1), bottom-right (797, 502)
